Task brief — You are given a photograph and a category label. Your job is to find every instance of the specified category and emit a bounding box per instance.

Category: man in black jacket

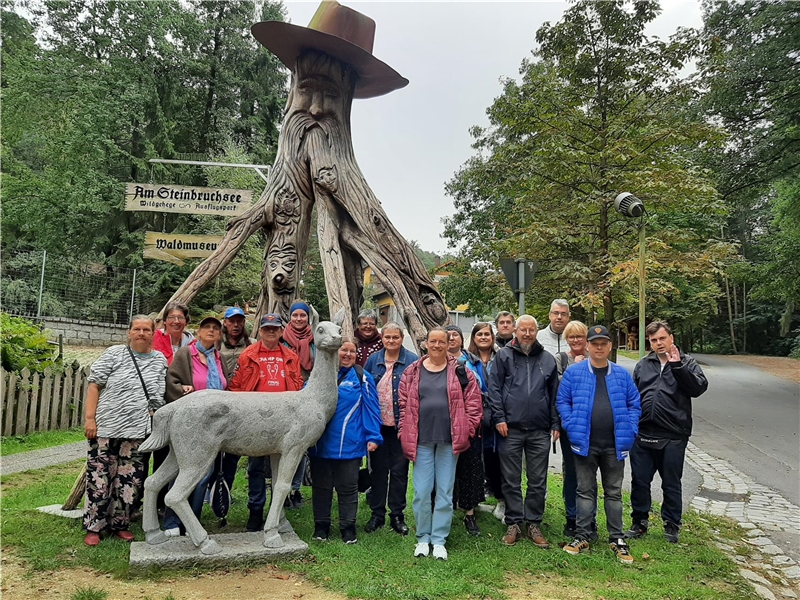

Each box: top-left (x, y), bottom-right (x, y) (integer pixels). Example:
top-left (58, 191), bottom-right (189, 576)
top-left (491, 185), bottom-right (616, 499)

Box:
top-left (489, 315), bottom-right (560, 549)
top-left (626, 320), bottom-right (708, 543)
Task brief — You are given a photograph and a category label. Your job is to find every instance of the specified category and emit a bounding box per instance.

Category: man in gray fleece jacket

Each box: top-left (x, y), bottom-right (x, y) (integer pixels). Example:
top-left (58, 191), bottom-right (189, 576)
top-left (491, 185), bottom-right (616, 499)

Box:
top-left (538, 299), bottom-right (571, 356)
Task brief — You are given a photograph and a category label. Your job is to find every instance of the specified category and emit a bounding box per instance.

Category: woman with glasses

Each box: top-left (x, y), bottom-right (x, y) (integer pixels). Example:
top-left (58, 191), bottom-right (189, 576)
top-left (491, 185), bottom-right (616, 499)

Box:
top-left (153, 302), bottom-right (194, 366)
top-left (467, 322), bottom-right (504, 523)
top-left (555, 320), bottom-right (591, 539)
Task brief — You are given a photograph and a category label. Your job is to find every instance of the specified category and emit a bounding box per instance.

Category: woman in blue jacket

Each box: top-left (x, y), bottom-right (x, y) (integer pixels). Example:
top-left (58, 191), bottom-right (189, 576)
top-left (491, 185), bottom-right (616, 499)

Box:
top-left (309, 337), bottom-right (383, 544)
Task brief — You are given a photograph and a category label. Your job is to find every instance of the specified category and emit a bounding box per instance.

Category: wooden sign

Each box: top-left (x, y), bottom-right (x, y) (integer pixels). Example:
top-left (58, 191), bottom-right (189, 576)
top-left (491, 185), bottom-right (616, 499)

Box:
top-left (143, 232), bottom-right (224, 266)
top-left (125, 183), bottom-right (253, 216)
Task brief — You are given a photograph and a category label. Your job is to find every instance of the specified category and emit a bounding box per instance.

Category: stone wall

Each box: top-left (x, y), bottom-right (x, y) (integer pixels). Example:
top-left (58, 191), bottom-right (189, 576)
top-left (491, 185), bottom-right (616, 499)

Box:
top-left (43, 317), bottom-right (128, 346)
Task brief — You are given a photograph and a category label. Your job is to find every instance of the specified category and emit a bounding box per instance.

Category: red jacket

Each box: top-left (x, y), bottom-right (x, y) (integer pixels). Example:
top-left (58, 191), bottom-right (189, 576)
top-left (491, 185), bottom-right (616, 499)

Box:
top-left (152, 329), bottom-right (194, 366)
top-left (228, 342), bottom-right (303, 392)
top-left (398, 355), bottom-right (483, 462)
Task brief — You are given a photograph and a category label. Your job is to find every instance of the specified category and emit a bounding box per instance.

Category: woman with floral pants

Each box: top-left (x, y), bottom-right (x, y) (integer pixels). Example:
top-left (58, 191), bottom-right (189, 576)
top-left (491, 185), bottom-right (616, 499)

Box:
top-left (83, 316), bottom-right (166, 546)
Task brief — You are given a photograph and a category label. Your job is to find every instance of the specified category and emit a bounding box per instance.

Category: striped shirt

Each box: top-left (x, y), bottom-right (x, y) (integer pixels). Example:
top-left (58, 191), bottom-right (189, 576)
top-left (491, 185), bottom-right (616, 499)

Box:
top-left (89, 345), bottom-right (167, 439)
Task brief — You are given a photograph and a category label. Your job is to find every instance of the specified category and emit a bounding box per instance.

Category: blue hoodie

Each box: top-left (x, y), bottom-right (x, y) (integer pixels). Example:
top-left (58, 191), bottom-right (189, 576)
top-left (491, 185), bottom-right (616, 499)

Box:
top-left (310, 366), bottom-right (383, 460)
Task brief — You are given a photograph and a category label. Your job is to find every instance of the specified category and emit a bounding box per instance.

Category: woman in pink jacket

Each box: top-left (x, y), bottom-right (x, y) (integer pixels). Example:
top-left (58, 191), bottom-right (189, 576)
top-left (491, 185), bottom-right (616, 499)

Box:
top-left (398, 327), bottom-right (483, 561)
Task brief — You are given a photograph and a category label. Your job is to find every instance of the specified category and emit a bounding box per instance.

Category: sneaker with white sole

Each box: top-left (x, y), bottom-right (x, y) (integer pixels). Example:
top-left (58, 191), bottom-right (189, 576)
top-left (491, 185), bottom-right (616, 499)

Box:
top-left (610, 538), bottom-right (634, 564)
top-left (164, 527), bottom-right (181, 538)
top-left (414, 542), bottom-right (430, 557)
top-left (563, 537), bottom-right (590, 555)
top-left (432, 545), bottom-right (448, 561)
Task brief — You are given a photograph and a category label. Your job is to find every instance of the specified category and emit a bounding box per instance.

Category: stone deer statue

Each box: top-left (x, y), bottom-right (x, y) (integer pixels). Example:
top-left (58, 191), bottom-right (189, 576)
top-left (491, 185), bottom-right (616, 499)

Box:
top-left (140, 314), bottom-right (342, 555)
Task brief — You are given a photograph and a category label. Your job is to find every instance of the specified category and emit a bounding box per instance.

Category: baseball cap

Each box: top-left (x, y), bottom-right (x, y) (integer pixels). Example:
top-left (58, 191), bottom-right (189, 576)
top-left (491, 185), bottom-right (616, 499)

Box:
top-left (587, 325), bottom-right (611, 341)
top-left (198, 315), bottom-right (222, 328)
top-left (259, 313), bottom-right (284, 328)
top-left (224, 307), bottom-right (245, 319)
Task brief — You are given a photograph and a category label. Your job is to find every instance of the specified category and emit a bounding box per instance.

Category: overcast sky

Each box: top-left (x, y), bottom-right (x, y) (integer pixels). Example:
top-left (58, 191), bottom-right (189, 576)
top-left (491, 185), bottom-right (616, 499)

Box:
top-left (283, 1), bottom-right (704, 254)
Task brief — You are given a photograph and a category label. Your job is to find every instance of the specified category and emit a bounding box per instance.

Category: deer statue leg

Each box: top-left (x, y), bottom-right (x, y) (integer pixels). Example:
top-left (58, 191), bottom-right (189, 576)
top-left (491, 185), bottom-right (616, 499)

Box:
top-left (263, 448), bottom-right (304, 548)
top-left (164, 463), bottom-right (220, 555)
top-left (143, 450), bottom-right (180, 545)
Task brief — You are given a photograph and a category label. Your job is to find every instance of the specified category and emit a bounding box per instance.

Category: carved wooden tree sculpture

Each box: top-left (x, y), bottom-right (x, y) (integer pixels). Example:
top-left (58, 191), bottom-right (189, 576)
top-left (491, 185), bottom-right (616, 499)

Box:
top-left (166, 2), bottom-right (448, 345)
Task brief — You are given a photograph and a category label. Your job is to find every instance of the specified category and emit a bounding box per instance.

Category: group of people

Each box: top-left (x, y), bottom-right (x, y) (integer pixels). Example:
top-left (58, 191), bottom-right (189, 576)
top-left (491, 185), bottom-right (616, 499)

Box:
top-left (485, 300), bottom-right (708, 565)
top-left (81, 297), bottom-right (708, 567)
top-left (82, 302), bottom-right (387, 546)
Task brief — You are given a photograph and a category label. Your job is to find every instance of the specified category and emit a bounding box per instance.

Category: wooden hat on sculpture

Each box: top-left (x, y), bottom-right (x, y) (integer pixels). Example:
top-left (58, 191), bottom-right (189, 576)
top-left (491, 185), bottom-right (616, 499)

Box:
top-left (252, 0), bottom-right (408, 98)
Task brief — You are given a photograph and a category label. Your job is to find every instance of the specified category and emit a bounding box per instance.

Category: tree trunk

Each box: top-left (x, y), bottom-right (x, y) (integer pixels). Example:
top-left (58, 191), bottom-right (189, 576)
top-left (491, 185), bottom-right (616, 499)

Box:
top-left (723, 273), bottom-right (738, 354)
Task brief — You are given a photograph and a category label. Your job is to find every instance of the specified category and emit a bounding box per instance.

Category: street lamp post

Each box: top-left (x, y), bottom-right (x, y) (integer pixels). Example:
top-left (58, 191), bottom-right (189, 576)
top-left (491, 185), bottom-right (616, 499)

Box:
top-left (614, 192), bottom-right (647, 359)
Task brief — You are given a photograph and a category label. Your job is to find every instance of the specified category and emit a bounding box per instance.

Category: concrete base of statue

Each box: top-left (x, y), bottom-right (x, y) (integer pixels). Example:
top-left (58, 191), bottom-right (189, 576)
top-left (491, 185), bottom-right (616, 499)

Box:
top-left (129, 531), bottom-right (308, 572)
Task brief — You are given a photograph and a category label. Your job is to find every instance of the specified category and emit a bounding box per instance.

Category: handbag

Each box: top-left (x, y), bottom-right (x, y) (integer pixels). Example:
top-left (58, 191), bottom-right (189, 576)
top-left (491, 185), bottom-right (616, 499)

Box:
top-left (358, 454), bottom-right (372, 493)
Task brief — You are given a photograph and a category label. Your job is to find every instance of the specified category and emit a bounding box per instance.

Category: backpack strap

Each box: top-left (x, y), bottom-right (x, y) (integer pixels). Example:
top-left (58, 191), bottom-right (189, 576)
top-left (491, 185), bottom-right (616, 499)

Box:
top-left (556, 351), bottom-right (569, 376)
top-left (338, 364), bottom-right (365, 385)
top-left (455, 362), bottom-right (470, 392)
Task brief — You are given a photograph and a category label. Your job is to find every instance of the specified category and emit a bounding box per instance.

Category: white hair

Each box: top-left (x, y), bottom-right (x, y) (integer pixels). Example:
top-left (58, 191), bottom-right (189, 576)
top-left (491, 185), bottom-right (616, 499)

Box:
top-left (550, 299), bottom-right (570, 312)
top-left (516, 315), bottom-right (538, 328)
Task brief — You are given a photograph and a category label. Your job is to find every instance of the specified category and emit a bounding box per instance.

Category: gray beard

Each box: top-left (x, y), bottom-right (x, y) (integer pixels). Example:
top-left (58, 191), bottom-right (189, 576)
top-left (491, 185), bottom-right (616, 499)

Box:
top-left (519, 342), bottom-right (534, 354)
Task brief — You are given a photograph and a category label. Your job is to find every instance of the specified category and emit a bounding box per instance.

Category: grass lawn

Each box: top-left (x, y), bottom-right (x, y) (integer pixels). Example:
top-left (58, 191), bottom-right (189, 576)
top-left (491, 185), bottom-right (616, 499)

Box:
top-left (0, 460), bottom-right (756, 600)
top-left (1, 427), bottom-right (85, 456)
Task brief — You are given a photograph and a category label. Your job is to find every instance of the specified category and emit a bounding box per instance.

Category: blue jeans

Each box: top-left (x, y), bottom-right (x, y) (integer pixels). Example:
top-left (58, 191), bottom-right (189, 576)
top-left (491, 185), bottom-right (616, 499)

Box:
top-left (163, 466), bottom-right (213, 531)
top-left (248, 455), bottom-right (306, 513)
top-left (560, 431), bottom-right (578, 520)
top-left (412, 442), bottom-right (458, 547)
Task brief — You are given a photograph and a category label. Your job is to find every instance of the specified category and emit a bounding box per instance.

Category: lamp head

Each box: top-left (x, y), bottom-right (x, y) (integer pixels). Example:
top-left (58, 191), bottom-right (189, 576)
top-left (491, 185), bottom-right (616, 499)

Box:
top-left (614, 192), bottom-right (645, 218)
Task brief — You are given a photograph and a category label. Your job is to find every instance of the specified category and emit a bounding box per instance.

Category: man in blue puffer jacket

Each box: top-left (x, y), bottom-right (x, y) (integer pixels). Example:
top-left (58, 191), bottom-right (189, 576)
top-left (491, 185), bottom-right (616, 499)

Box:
top-left (556, 325), bottom-right (641, 564)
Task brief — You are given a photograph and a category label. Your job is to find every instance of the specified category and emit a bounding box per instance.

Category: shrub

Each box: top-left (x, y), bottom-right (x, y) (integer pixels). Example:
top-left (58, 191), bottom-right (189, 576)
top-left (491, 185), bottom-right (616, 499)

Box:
top-left (0, 313), bottom-right (56, 373)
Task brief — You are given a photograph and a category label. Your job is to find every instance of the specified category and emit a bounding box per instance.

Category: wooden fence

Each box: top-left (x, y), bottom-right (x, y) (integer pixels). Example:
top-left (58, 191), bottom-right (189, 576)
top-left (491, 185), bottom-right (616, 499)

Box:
top-left (1, 366), bottom-right (90, 436)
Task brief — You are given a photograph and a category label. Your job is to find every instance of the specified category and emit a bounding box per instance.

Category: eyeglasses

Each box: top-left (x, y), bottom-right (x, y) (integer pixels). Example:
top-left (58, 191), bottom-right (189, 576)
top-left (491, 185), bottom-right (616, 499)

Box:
top-left (517, 328), bottom-right (537, 335)
top-left (166, 316), bottom-right (186, 322)
top-left (550, 311), bottom-right (569, 318)
top-left (567, 336), bottom-right (584, 341)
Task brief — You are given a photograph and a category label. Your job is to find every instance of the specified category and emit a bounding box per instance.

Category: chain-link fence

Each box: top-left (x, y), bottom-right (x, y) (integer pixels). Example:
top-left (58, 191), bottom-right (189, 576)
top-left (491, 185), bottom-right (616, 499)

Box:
top-left (2, 250), bottom-right (147, 324)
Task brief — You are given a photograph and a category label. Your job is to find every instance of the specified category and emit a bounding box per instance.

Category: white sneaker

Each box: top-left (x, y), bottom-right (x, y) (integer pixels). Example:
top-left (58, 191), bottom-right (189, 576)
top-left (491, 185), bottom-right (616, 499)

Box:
top-left (164, 527), bottom-right (181, 538)
top-left (493, 500), bottom-right (506, 523)
top-left (414, 542), bottom-right (430, 557)
top-left (432, 545), bottom-right (448, 561)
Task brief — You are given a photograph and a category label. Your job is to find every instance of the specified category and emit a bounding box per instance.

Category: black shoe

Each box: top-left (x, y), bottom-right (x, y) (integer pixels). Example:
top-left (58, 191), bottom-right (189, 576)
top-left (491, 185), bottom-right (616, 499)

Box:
top-left (390, 515), bottom-right (409, 536)
top-left (563, 518), bottom-right (576, 538)
top-left (365, 515), bottom-right (385, 533)
top-left (246, 510), bottom-right (264, 532)
top-left (624, 520), bottom-right (649, 540)
top-left (283, 496), bottom-right (292, 509)
top-left (290, 490), bottom-right (303, 509)
top-left (464, 514), bottom-right (480, 536)
top-left (313, 523), bottom-right (329, 541)
top-left (664, 521), bottom-right (680, 543)
top-left (341, 524), bottom-right (358, 544)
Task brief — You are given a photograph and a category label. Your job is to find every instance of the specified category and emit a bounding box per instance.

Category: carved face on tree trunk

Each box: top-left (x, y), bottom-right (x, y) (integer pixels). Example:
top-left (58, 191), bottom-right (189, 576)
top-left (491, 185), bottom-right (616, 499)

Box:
top-left (268, 241), bottom-right (297, 296)
top-left (292, 51), bottom-right (351, 120)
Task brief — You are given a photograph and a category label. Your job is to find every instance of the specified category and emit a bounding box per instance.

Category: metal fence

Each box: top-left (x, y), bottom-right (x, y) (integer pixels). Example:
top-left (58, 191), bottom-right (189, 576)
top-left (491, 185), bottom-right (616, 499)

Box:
top-left (2, 250), bottom-right (141, 324)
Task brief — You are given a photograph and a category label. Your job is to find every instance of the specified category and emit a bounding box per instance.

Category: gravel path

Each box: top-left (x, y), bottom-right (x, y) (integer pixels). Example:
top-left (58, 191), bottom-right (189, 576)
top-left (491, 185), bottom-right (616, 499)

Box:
top-left (0, 441), bottom-right (86, 476)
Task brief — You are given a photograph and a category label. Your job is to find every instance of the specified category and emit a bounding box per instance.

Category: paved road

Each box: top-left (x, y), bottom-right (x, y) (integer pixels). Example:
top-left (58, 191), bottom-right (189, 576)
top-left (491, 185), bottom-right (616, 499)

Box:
top-left (689, 354), bottom-right (799, 506)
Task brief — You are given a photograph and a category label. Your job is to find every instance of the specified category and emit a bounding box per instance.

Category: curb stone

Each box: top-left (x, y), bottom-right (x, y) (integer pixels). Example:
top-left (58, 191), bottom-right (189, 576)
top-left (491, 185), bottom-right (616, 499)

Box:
top-left (687, 442), bottom-right (800, 599)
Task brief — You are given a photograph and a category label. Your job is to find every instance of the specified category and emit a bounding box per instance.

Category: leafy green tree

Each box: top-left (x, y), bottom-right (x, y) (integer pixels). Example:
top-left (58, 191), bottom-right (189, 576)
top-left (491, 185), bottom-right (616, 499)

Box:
top-left (1, 2), bottom-right (288, 315)
top-left (696, 0), bottom-right (800, 354)
top-left (444, 0), bottom-right (734, 331)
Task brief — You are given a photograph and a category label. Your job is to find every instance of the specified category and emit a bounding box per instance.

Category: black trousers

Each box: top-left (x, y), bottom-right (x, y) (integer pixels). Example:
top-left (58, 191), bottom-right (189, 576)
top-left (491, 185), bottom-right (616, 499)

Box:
top-left (310, 456), bottom-right (360, 530)
top-left (630, 437), bottom-right (688, 526)
top-left (368, 425), bottom-right (409, 521)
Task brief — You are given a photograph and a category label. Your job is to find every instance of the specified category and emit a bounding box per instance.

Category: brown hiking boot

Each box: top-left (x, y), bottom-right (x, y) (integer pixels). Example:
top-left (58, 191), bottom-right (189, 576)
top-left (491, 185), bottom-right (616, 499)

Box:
top-left (526, 523), bottom-right (550, 549)
top-left (502, 523), bottom-right (522, 546)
